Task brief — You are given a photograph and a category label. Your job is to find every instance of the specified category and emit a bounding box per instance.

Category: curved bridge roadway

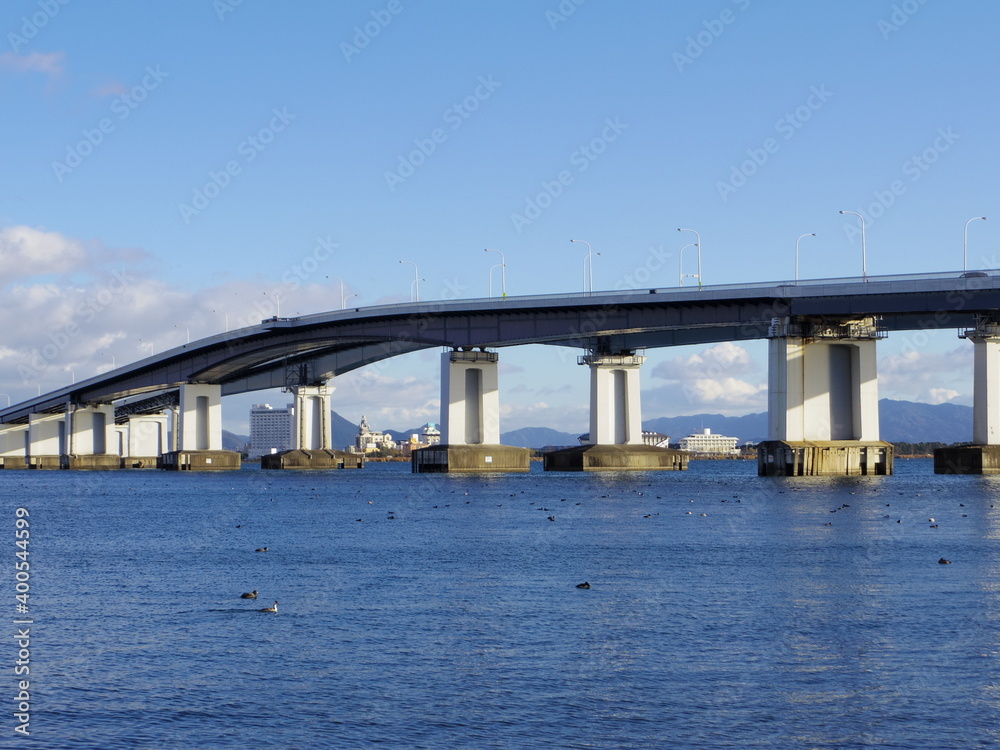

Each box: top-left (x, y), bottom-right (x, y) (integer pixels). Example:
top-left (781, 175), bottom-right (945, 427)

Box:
top-left (2, 269), bottom-right (997, 423)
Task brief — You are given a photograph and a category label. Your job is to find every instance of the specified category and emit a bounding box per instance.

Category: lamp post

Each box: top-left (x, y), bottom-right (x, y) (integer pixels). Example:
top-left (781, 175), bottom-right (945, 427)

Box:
top-left (139, 338), bottom-right (154, 356)
top-left (795, 233), bottom-right (817, 282)
top-left (839, 210), bottom-right (867, 279)
top-left (262, 291), bottom-right (280, 317)
top-left (326, 276), bottom-right (347, 309)
top-left (399, 260), bottom-right (420, 301)
top-left (344, 293), bottom-right (359, 307)
top-left (174, 324), bottom-right (190, 344)
top-left (212, 308), bottom-right (229, 332)
top-left (679, 243), bottom-right (699, 286)
top-left (484, 248), bottom-right (506, 298)
top-left (102, 352), bottom-right (116, 370)
top-left (66, 367), bottom-right (74, 385)
top-left (964, 216), bottom-right (987, 273)
top-left (570, 239), bottom-right (596, 293)
top-left (677, 228), bottom-right (702, 286)
top-left (0, 393), bottom-right (10, 407)
top-left (488, 263), bottom-right (503, 297)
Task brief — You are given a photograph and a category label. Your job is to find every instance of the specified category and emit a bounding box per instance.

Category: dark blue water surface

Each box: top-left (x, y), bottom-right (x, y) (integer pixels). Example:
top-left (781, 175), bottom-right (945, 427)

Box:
top-left (5, 459), bottom-right (1000, 749)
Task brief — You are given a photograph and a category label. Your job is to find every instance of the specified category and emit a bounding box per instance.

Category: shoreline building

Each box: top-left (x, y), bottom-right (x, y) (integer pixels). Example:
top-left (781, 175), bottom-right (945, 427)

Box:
top-left (355, 415), bottom-right (396, 454)
top-left (248, 403), bottom-right (293, 459)
top-left (678, 428), bottom-right (739, 456)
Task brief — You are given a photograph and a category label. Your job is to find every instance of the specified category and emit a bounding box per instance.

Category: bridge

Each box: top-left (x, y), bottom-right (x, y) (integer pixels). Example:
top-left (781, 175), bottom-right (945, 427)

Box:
top-left (2, 269), bottom-right (998, 473)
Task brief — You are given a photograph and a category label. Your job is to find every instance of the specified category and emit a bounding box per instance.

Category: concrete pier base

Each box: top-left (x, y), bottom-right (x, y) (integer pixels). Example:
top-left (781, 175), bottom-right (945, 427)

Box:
top-left (121, 456), bottom-right (160, 469)
top-left (543, 444), bottom-right (689, 472)
top-left (412, 444), bottom-right (531, 473)
top-left (933, 445), bottom-right (1000, 474)
top-left (757, 440), bottom-right (893, 476)
top-left (261, 449), bottom-right (364, 470)
top-left (62, 454), bottom-right (121, 470)
top-left (160, 450), bottom-right (241, 471)
top-left (0, 456), bottom-right (28, 469)
top-left (27, 456), bottom-right (61, 470)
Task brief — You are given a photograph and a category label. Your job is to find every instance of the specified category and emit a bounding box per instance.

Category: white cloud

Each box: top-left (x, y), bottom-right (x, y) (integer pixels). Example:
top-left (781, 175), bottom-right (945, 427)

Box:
top-left (928, 388), bottom-right (959, 404)
top-left (0, 51), bottom-right (64, 78)
top-left (645, 342), bottom-right (766, 416)
top-left (0, 226), bottom-right (87, 276)
top-left (91, 81), bottom-right (128, 98)
top-left (653, 341), bottom-right (757, 380)
top-left (878, 346), bottom-right (972, 404)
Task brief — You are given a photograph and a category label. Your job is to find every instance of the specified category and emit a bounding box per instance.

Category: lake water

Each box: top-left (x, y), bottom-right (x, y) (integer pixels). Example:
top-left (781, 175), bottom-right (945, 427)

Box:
top-left (6, 459), bottom-right (1000, 749)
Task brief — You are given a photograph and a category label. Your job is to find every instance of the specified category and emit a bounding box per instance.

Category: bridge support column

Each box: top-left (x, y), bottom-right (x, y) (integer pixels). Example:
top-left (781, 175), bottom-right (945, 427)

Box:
top-left (27, 412), bottom-right (65, 469)
top-left (759, 317), bottom-right (892, 476)
top-left (263, 384), bottom-right (363, 469)
top-left (935, 319), bottom-right (1000, 473)
top-left (412, 349), bottom-right (529, 473)
top-left (293, 385), bottom-right (333, 450)
top-left (0, 424), bottom-right (29, 469)
top-left (122, 414), bottom-right (168, 469)
top-left (545, 352), bottom-right (687, 471)
top-left (161, 384), bottom-right (240, 470)
top-left (63, 404), bottom-right (120, 469)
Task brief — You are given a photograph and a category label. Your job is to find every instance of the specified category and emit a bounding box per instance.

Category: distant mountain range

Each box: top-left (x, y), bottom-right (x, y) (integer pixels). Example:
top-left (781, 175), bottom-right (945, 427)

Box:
top-left (245, 399), bottom-right (972, 452)
top-left (222, 429), bottom-right (250, 451)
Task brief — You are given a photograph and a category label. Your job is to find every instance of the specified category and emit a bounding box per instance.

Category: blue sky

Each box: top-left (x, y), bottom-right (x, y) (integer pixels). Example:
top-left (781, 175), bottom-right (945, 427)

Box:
top-left (1, 0), bottom-right (997, 435)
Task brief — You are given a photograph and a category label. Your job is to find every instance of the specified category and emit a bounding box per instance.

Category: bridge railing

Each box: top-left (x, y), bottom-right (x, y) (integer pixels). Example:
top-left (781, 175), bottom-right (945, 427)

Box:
top-left (292, 267), bottom-right (999, 322)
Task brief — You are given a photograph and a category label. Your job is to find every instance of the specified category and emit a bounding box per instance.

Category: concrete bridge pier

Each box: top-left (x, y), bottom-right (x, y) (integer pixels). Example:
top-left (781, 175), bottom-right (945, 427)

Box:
top-left (161, 384), bottom-right (240, 470)
top-left (759, 317), bottom-right (893, 476)
top-left (545, 352), bottom-right (687, 471)
top-left (935, 319), bottom-right (1000, 473)
top-left (0, 424), bottom-right (29, 469)
top-left (122, 414), bottom-right (168, 469)
top-left (64, 404), bottom-right (120, 469)
top-left (27, 412), bottom-right (65, 469)
top-left (413, 349), bottom-right (529, 472)
top-left (263, 384), bottom-right (363, 469)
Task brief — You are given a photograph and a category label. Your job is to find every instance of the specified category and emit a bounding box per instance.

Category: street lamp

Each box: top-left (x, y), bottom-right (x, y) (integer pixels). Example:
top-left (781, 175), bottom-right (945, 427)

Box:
top-left (677, 228), bottom-right (702, 286)
top-left (0, 393), bottom-right (10, 407)
top-left (484, 248), bottom-right (506, 298)
top-left (411, 277), bottom-right (426, 302)
top-left (399, 260), bottom-right (420, 301)
top-left (66, 367), bottom-right (75, 385)
top-left (263, 291), bottom-right (280, 317)
top-left (795, 233), bottom-right (817, 282)
top-left (964, 216), bottom-right (987, 273)
top-left (679, 243), bottom-right (699, 286)
top-left (839, 210), bottom-right (867, 279)
top-left (212, 308), bottom-right (229, 332)
top-left (570, 239), bottom-right (596, 293)
top-left (344, 293), bottom-right (360, 307)
top-left (139, 338), bottom-right (154, 356)
top-left (102, 352), bottom-right (116, 370)
top-left (326, 275), bottom-right (347, 309)
top-left (174, 324), bottom-right (190, 344)
top-left (488, 263), bottom-right (503, 297)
